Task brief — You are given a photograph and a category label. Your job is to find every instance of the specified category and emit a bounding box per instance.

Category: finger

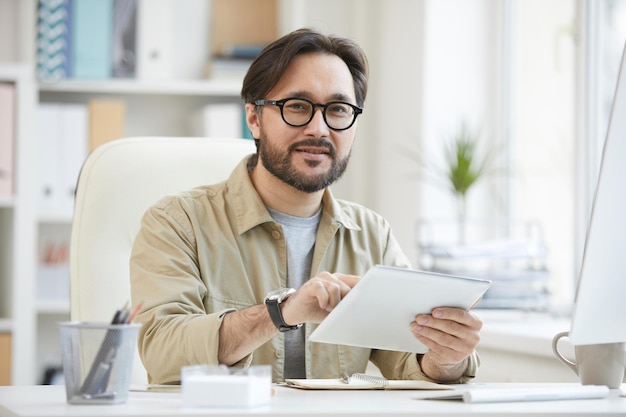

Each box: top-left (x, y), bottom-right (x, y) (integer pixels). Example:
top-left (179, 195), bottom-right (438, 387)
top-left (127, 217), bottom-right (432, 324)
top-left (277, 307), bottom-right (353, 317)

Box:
top-left (416, 308), bottom-right (483, 331)
top-left (413, 331), bottom-right (465, 362)
top-left (414, 315), bottom-right (466, 338)
top-left (305, 276), bottom-right (346, 312)
top-left (412, 319), bottom-right (475, 348)
top-left (412, 310), bottom-right (481, 351)
top-left (333, 273), bottom-right (361, 289)
top-left (411, 324), bottom-right (475, 363)
top-left (315, 272), bottom-right (358, 298)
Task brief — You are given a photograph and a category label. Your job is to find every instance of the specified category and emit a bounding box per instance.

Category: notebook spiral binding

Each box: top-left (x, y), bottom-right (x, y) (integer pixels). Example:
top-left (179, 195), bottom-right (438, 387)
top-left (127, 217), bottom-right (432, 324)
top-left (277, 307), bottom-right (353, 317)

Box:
top-left (350, 373), bottom-right (389, 387)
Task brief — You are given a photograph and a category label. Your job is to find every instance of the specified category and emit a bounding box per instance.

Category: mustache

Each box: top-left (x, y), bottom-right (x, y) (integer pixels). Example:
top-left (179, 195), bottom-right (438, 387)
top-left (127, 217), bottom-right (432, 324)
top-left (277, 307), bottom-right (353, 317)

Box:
top-left (288, 138), bottom-right (337, 157)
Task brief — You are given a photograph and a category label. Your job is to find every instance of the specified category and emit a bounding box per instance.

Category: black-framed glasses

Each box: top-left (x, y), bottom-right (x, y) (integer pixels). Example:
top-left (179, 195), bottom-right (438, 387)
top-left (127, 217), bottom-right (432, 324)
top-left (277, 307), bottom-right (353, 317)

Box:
top-left (254, 97), bottom-right (363, 131)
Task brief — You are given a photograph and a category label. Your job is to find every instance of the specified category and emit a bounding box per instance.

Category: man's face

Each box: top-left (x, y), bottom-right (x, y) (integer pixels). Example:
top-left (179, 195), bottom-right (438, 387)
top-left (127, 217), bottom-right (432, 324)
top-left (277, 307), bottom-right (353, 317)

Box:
top-left (249, 53), bottom-right (359, 193)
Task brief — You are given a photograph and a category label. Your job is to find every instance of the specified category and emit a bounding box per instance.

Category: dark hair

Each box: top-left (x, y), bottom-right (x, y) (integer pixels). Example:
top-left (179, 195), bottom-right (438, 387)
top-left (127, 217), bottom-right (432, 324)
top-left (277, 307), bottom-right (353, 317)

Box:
top-left (241, 28), bottom-right (369, 107)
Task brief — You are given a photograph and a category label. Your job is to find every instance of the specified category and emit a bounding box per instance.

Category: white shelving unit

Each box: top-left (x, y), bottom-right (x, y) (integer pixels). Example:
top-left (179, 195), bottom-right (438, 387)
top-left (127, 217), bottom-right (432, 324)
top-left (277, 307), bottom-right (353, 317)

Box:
top-left (2, 0), bottom-right (288, 386)
top-left (38, 79), bottom-right (243, 96)
top-left (34, 74), bottom-right (245, 385)
top-left (2, 0), bottom-right (369, 386)
top-left (0, 64), bottom-right (37, 385)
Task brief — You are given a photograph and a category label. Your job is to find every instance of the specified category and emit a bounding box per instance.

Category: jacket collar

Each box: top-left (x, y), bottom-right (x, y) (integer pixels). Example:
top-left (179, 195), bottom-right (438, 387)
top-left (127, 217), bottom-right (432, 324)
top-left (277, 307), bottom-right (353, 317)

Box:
top-left (227, 155), bottom-right (361, 235)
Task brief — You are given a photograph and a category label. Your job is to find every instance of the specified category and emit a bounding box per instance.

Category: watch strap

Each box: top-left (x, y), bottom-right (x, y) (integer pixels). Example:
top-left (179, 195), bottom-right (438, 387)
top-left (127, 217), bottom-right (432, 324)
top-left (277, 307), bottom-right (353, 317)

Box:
top-left (265, 290), bottom-right (303, 332)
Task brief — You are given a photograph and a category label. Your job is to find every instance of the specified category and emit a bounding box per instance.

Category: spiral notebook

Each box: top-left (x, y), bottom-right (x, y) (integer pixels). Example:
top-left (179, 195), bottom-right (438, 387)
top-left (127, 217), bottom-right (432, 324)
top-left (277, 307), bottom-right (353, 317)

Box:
top-left (285, 373), bottom-right (453, 391)
top-left (309, 265), bottom-right (491, 353)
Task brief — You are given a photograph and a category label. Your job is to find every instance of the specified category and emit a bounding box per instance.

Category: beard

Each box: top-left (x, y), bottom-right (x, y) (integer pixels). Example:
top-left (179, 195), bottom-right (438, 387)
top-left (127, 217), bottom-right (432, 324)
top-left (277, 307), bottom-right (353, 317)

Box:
top-left (257, 131), bottom-right (350, 193)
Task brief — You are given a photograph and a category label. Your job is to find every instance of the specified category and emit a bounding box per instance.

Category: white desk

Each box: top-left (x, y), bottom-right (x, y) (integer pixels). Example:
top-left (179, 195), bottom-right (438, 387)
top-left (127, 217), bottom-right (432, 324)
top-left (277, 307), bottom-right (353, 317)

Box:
top-left (0, 384), bottom-right (625, 417)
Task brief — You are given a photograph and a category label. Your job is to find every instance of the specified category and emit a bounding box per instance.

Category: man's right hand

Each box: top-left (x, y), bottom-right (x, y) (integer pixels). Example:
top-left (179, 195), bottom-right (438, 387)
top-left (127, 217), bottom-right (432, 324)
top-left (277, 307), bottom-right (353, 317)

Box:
top-left (281, 272), bottom-right (360, 325)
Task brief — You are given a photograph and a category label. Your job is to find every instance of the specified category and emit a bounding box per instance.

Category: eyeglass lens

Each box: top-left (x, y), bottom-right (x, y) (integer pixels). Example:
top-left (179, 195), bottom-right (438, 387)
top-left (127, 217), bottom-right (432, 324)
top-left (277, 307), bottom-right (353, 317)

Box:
top-left (281, 99), bottom-right (357, 130)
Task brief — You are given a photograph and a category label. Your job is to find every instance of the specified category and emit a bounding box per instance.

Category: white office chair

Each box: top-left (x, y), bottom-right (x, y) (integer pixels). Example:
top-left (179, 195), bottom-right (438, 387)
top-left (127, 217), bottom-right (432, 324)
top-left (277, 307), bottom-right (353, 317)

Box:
top-left (69, 137), bottom-right (256, 384)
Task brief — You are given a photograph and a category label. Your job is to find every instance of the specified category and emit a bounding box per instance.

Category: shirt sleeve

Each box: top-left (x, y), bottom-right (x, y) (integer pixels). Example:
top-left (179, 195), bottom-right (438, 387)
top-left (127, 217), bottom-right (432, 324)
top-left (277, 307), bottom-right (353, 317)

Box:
top-left (371, 350), bottom-right (480, 384)
top-left (130, 197), bottom-right (252, 384)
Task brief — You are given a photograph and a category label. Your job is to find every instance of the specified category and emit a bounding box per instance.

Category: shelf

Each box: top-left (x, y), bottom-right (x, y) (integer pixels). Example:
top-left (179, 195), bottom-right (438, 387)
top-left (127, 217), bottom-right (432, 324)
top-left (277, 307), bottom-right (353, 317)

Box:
top-left (36, 300), bottom-right (70, 315)
top-left (0, 196), bottom-right (15, 208)
top-left (0, 319), bottom-right (11, 333)
top-left (38, 78), bottom-right (243, 96)
top-left (37, 214), bottom-right (73, 224)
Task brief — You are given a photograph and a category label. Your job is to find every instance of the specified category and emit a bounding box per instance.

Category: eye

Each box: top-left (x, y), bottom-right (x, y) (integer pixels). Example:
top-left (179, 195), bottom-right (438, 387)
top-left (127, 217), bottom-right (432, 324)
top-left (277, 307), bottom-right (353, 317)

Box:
top-left (284, 100), bottom-right (311, 112)
top-left (327, 103), bottom-right (351, 116)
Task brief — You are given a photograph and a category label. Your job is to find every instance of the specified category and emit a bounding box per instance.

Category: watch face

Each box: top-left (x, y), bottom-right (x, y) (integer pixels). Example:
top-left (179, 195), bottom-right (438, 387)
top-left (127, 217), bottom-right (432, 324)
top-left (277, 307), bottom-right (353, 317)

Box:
top-left (265, 288), bottom-right (295, 303)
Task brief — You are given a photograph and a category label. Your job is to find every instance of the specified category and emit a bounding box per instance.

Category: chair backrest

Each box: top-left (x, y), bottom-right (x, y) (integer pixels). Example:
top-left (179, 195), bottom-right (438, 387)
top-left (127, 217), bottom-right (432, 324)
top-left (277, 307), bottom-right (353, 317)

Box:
top-left (69, 137), bottom-right (256, 384)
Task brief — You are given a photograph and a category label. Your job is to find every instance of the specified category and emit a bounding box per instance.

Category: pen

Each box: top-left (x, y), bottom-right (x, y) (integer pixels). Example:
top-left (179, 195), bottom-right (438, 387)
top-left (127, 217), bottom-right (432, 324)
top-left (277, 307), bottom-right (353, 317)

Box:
top-left (111, 301), bottom-right (129, 324)
top-left (341, 372), bottom-right (351, 384)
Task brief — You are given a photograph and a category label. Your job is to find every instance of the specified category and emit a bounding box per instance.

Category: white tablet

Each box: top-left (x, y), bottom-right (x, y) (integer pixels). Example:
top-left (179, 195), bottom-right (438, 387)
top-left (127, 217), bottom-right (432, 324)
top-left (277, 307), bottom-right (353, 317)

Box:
top-left (309, 265), bottom-right (491, 353)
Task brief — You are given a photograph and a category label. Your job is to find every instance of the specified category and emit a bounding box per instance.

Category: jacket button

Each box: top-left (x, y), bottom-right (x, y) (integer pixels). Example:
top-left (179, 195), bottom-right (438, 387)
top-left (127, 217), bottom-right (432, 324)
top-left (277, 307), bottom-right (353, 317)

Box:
top-left (271, 230), bottom-right (281, 239)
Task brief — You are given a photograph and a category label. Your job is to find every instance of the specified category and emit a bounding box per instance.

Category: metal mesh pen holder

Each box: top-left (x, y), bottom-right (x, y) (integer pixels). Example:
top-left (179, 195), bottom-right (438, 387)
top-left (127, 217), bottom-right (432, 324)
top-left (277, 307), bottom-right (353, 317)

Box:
top-left (58, 322), bottom-right (141, 404)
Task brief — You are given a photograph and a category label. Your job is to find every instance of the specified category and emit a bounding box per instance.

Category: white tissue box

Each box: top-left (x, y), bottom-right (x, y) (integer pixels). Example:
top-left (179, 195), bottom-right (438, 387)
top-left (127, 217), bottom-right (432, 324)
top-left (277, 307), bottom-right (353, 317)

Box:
top-left (181, 365), bottom-right (272, 408)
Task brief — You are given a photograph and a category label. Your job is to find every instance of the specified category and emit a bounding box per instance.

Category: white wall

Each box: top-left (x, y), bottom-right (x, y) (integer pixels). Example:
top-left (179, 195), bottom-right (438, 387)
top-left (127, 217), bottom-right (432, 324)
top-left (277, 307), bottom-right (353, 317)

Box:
top-left (296, 0), bottom-right (502, 266)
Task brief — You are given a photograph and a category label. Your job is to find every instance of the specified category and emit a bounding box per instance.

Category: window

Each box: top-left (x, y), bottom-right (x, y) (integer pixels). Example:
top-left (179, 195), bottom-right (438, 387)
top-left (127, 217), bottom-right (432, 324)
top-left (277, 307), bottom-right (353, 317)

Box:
top-left (506, 0), bottom-right (626, 305)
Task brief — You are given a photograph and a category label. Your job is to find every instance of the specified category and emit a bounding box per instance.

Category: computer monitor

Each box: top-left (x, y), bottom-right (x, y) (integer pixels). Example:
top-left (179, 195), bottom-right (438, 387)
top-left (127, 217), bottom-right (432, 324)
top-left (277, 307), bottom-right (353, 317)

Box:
top-left (569, 40), bottom-right (626, 346)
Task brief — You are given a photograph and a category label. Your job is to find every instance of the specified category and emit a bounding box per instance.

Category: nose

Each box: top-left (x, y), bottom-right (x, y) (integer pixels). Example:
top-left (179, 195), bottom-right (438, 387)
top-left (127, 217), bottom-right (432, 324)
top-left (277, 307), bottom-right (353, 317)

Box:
top-left (303, 107), bottom-right (330, 135)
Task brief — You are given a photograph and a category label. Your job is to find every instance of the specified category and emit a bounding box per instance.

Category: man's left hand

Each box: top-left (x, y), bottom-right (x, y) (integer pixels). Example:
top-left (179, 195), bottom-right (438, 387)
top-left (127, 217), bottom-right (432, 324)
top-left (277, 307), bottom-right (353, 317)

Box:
top-left (411, 307), bottom-right (482, 381)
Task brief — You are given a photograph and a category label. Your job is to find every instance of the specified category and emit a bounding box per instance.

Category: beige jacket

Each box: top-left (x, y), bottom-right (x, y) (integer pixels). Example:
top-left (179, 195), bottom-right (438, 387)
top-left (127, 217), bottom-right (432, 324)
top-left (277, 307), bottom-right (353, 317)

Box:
top-left (130, 156), bottom-right (479, 384)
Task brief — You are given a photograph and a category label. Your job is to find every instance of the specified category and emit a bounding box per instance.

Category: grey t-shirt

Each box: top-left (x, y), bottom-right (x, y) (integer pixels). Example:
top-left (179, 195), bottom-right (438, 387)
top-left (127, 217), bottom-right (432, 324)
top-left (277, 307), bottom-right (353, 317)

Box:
top-left (268, 207), bottom-right (321, 379)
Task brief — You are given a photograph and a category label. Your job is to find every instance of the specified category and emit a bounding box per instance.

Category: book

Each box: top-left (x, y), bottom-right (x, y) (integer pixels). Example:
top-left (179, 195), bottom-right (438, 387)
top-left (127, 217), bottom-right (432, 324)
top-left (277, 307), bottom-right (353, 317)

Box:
top-left (0, 83), bottom-right (15, 198)
top-left (0, 332), bottom-right (11, 385)
top-left (88, 99), bottom-right (126, 151)
top-left (112, 0), bottom-right (137, 78)
top-left (205, 56), bottom-right (253, 80)
top-left (285, 373), bottom-right (452, 391)
top-left (37, 0), bottom-right (73, 81)
top-left (71, 0), bottom-right (113, 79)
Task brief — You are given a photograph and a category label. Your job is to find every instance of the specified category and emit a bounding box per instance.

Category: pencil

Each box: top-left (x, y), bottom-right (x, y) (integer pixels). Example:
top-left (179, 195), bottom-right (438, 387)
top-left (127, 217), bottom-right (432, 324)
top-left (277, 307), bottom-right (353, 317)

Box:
top-left (126, 301), bottom-right (143, 324)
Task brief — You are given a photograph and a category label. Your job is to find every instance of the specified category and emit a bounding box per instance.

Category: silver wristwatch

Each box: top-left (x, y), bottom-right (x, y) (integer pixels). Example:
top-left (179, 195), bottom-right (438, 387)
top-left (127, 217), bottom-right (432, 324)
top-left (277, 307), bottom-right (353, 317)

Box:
top-left (264, 288), bottom-right (303, 332)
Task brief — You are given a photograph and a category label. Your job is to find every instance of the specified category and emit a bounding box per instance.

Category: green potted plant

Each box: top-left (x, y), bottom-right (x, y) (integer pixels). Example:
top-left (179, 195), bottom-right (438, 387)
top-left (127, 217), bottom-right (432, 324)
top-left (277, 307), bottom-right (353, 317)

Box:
top-left (442, 123), bottom-right (494, 244)
top-left (407, 122), bottom-right (500, 245)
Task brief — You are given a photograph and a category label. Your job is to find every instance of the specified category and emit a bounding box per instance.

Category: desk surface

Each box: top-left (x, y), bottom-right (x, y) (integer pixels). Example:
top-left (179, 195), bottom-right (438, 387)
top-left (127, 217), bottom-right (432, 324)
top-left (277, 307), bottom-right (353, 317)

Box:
top-left (0, 384), bottom-right (625, 417)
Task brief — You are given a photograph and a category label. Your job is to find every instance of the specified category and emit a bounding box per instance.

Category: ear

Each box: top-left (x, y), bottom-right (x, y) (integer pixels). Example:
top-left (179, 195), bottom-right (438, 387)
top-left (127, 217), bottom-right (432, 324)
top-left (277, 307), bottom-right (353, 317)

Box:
top-left (245, 103), bottom-right (261, 139)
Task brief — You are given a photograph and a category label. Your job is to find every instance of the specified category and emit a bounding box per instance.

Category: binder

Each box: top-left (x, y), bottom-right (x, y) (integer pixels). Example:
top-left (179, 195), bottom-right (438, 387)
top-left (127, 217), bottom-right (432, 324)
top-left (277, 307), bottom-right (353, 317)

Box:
top-left (88, 100), bottom-right (126, 152)
top-left (58, 104), bottom-right (88, 214)
top-left (136, 0), bottom-right (210, 80)
top-left (188, 103), bottom-right (243, 138)
top-left (112, 0), bottom-right (137, 78)
top-left (36, 104), bottom-right (61, 213)
top-left (71, 0), bottom-right (113, 79)
top-left (35, 103), bottom-right (88, 216)
top-left (36, 0), bottom-right (73, 81)
top-left (0, 333), bottom-right (10, 386)
top-left (135, 0), bottom-right (171, 79)
top-left (0, 83), bottom-right (15, 197)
